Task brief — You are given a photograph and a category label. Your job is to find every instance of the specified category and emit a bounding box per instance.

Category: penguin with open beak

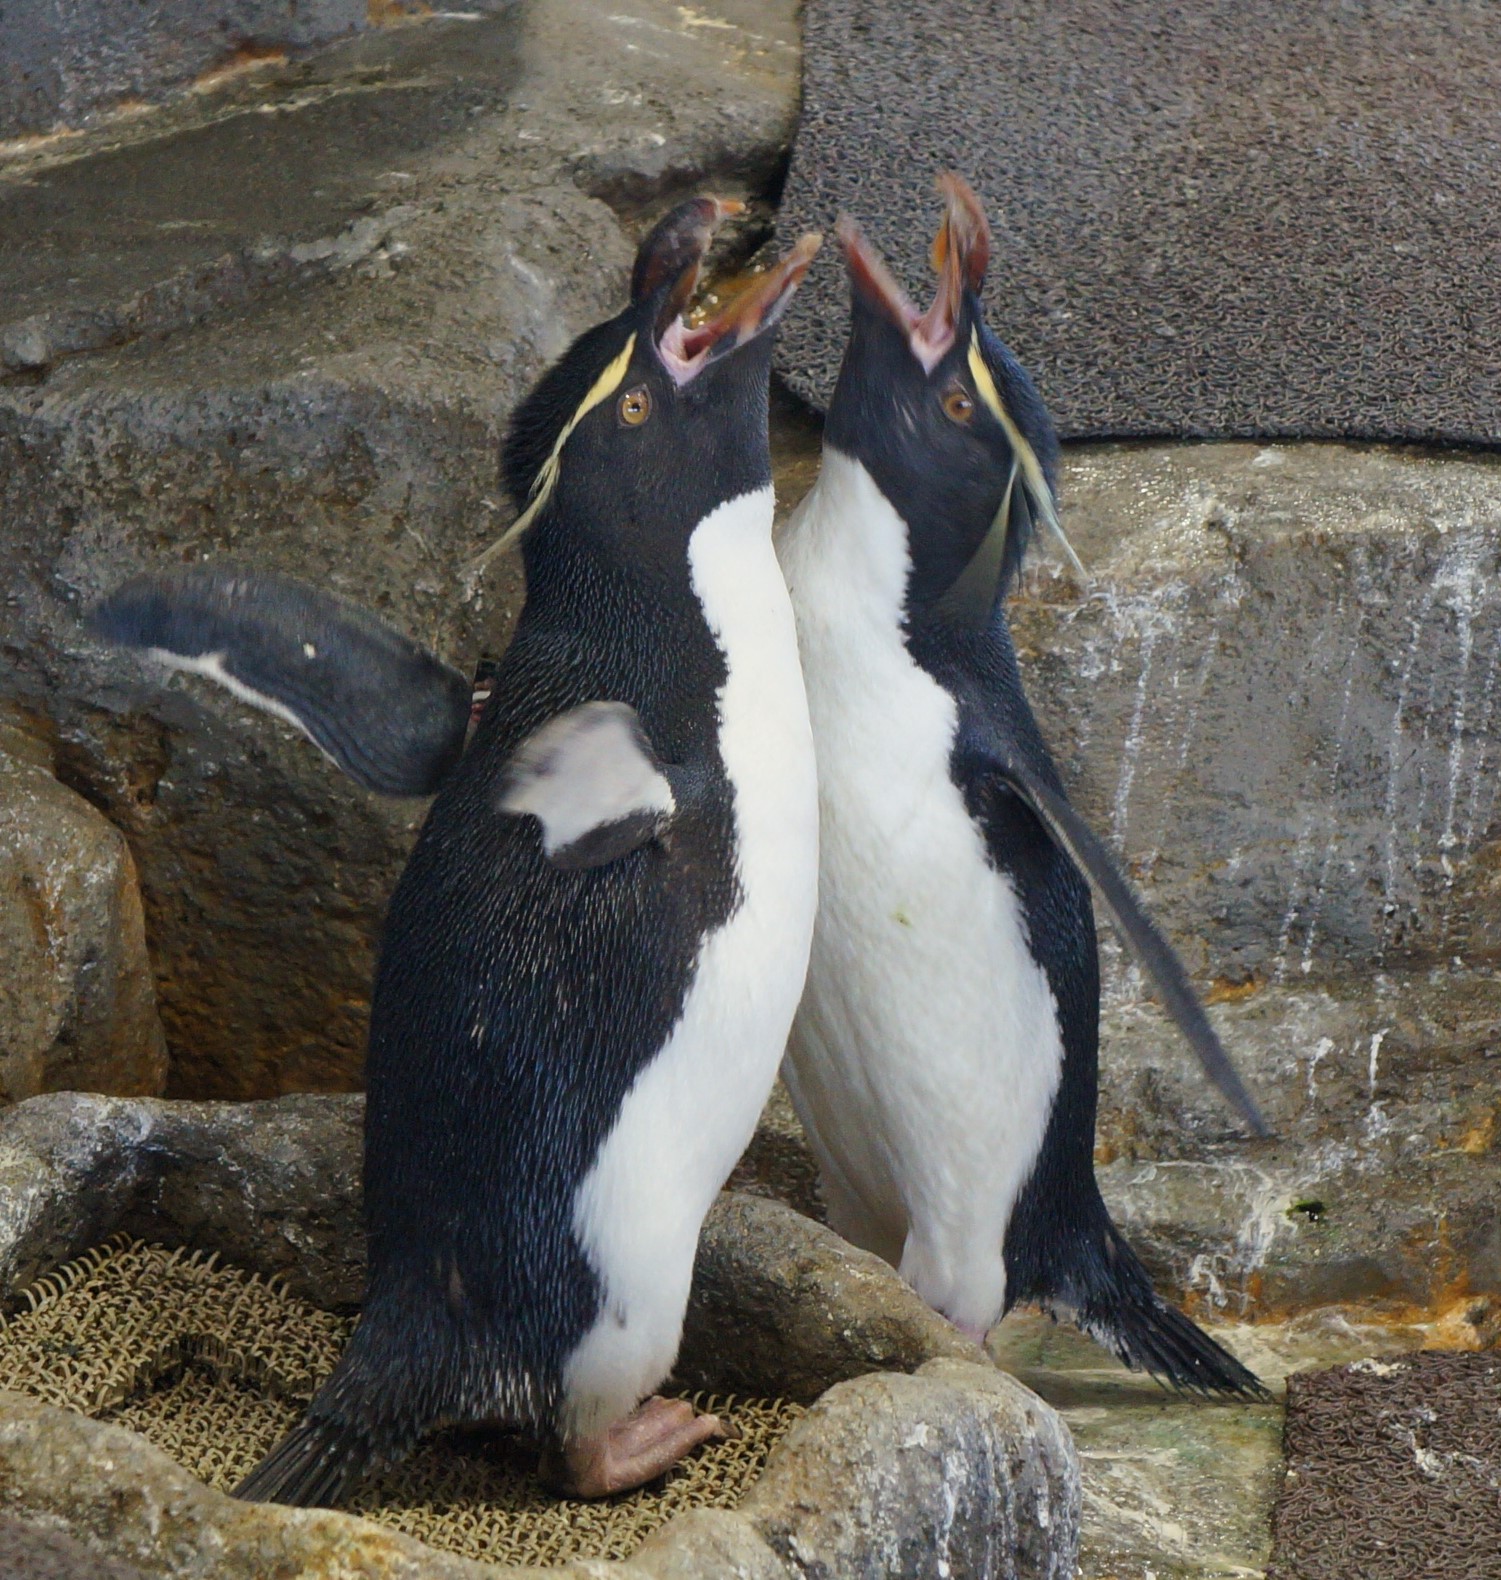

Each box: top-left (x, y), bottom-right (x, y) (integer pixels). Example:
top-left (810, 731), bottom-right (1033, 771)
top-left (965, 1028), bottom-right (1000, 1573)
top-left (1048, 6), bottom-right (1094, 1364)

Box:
top-left (93, 198), bottom-right (823, 1500)
top-left (775, 175), bottom-right (1269, 1398)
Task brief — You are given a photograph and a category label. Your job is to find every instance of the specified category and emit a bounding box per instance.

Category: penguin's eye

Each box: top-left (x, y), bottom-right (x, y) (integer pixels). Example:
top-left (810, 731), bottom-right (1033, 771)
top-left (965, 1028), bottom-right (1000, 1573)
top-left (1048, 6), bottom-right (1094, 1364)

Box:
top-left (618, 386), bottom-right (653, 426)
top-left (942, 385), bottom-right (975, 425)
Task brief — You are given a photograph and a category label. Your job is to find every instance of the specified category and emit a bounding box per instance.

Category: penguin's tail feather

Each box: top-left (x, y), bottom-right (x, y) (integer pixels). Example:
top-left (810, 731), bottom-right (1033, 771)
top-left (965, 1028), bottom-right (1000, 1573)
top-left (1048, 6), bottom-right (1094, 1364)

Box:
top-left (1042, 1222), bottom-right (1270, 1401)
top-left (233, 1413), bottom-right (384, 1509)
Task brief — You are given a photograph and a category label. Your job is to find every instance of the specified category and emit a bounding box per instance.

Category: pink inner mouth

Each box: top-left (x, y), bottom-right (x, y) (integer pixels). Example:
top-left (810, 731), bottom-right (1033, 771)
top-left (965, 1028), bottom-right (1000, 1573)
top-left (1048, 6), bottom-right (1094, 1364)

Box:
top-left (655, 232), bottom-right (822, 385)
top-left (838, 175), bottom-right (989, 373)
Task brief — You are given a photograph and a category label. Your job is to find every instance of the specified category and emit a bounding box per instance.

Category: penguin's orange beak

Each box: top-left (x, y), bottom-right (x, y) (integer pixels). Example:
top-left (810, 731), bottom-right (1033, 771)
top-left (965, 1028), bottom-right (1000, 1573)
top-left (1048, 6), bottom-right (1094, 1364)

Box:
top-left (840, 171), bottom-right (991, 373)
top-left (656, 229), bottom-right (823, 385)
top-left (631, 196), bottom-right (747, 328)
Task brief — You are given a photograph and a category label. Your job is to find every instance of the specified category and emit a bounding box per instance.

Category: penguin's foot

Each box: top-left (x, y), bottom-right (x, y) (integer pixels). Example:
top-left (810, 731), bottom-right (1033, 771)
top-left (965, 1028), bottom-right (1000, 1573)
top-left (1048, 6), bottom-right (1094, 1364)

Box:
top-left (543, 1397), bottom-right (734, 1499)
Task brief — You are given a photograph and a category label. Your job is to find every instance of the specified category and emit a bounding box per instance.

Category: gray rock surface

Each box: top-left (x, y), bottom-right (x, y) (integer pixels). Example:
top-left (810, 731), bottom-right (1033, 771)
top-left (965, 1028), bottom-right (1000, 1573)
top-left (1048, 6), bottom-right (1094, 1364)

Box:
top-left (0, 1090), bottom-right (363, 1305)
top-left (0, 1), bottom-right (468, 142)
top-left (0, 1393), bottom-right (505, 1580)
top-left (0, 0), bottom-right (800, 1099)
top-left (681, 1193), bottom-right (985, 1405)
top-left (0, 1512), bottom-right (150, 1580)
top-left (0, 706), bottom-right (167, 1105)
top-left (0, 1090), bottom-right (1080, 1580)
top-left (742, 1361), bottom-right (1080, 1580)
top-left (1017, 442), bottom-right (1501, 989)
top-left (1022, 443), bottom-right (1501, 1330)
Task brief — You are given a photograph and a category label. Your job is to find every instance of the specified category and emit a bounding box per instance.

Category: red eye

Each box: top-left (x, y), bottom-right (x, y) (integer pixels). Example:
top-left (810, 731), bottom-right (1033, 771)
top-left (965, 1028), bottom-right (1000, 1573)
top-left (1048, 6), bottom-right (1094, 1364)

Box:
top-left (943, 386), bottom-right (975, 424)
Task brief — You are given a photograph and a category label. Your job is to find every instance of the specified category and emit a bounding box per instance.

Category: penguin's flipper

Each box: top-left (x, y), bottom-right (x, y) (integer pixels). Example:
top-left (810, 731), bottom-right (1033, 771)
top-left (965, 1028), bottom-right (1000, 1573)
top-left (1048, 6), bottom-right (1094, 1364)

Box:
top-left (233, 1412), bottom-right (379, 1508)
top-left (981, 750), bottom-right (1269, 1138)
top-left (496, 701), bottom-right (678, 870)
top-left (90, 567), bottom-right (472, 796)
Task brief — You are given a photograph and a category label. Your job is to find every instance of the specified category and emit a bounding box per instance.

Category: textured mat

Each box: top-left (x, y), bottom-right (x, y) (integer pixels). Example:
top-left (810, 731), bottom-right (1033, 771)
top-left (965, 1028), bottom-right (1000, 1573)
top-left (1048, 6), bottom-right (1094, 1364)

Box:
top-left (775, 0), bottom-right (1501, 443)
top-left (0, 1238), bottom-right (803, 1569)
top-left (1267, 1352), bottom-right (1501, 1580)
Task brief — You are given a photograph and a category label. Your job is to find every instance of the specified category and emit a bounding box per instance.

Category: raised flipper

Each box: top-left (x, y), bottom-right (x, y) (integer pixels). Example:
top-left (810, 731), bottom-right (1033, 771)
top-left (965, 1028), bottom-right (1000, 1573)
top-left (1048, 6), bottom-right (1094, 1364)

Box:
top-left (496, 701), bottom-right (681, 870)
top-left (979, 748), bottom-right (1269, 1137)
top-left (90, 567), bottom-right (472, 796)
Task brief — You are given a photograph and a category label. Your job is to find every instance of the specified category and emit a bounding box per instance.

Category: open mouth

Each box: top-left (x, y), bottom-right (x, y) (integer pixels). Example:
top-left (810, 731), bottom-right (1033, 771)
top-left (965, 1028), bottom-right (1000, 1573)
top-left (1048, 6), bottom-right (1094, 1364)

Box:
top-left (838, 172), bottom-right (990, 372)
top-left (634, 198), bottom-right (821, 385)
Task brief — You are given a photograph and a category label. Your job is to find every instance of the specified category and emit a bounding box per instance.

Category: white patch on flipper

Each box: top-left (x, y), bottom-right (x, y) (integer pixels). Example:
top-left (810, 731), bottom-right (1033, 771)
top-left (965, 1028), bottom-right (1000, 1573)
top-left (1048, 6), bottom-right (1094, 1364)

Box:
top-left (145, 648), bottom-right (341, 767)
top-left (776, 447), bottom-right (1065, 1335)
top-left (496, 702), bottom-right (675, 861)
top-left (561, 484), bottom-right (818, 1440)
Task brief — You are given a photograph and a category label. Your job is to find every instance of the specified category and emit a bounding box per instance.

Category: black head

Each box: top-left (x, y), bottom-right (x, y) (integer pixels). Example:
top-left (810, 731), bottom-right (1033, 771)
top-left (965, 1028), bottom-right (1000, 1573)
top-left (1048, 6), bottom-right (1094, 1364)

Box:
top-left (824, 174), bottom-right (1071, 627)
top-left (492, 199), bottom-right (821, 581)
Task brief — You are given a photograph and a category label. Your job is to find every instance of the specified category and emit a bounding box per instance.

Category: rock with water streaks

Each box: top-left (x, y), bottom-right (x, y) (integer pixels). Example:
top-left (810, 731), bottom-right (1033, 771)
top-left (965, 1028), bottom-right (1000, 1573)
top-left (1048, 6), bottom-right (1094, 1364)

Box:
top-left (755, 429), bottom-right (1501, 1335)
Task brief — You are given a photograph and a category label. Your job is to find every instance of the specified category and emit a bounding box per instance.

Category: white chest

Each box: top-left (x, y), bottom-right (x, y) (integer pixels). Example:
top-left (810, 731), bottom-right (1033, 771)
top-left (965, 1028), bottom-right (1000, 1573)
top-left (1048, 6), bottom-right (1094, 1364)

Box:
top-left (776, 450), bottom-right (1063, 1334)
top-left (562, 483), bottom-right (820, 1433)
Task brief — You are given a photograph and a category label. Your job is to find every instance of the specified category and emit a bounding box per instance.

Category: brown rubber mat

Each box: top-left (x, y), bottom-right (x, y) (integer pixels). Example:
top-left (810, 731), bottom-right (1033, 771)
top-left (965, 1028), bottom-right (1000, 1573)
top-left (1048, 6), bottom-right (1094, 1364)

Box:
top-left (775, 0), bottom-right (1501, 443)
top-left (0, 1238), bottom-right (804, 1568)
top-left (1267, 1352), bottom-right (1501, 1579)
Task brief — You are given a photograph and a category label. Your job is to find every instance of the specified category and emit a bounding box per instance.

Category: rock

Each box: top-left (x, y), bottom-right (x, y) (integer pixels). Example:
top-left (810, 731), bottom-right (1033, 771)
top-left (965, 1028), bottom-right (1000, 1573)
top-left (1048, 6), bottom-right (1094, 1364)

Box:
top-left (0, 2), bottom-right (463, 143)
top-left (0, 707), bottom-right (166, 1105)
top-left (725, 1081), bottom-right (824, 1222)
top-left (1014, 441), bottom-right (1501, 991)
top-left (0, 1394), bottom-right (503, 1580)
top-left (0, 1513), bottom-right (150, 1580)
top-left (625, 1510), bottom-right (790, 1580)
top-left (0, 1090), bottom-right (1082, 1580)
top-left (680, 1193), bottom-right (984, 1405)
top-left (760, 419), bottom-right (1501, 1336)
top-left (0, 0), bottom-right (800, 1099)
top-left (0, 1090), bottom-right (363, 1305)
top-left (742, 1360), bottom-right (1080, 1580)
top-left (989, 1303), bottom-right (1457, 1580)
top-left (1016, 443), bottom-right (1501, 1329)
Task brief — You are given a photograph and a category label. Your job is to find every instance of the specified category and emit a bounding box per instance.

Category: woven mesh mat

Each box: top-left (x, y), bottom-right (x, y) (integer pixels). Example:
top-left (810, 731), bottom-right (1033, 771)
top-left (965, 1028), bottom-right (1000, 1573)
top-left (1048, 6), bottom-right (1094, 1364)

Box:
top-left (0, 1237), bottom-right (804, 1569)
top-left (1267, 1352), bottom-right (1501, 1580)
top-left (776, 0), bottom-right (1501, 443)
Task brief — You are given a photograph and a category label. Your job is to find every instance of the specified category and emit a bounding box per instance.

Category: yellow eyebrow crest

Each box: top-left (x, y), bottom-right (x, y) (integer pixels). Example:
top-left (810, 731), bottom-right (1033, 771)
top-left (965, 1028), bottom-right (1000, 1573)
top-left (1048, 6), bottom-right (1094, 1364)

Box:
top-left (965, 330), bottom-right (1086, 581)
top-left (469, 332), bottom-right (639, 579)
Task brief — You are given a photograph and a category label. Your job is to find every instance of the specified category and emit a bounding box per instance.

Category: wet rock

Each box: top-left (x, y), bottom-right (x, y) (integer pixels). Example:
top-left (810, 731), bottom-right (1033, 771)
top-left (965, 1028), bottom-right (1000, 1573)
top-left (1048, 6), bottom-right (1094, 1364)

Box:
top-left (989, 1304), bottom-right (1455, 1580)
top-left (0, 0), bottom-right (799, 1099)
top-left (0, 708), bottom-right (166, 1105)
top-left (1093, 971), bottom-right (1501, 1328)
top-left (1015, 441), bottom-right (1501, 990)
top-left (1017, 443), bottom-right (1501, 1326)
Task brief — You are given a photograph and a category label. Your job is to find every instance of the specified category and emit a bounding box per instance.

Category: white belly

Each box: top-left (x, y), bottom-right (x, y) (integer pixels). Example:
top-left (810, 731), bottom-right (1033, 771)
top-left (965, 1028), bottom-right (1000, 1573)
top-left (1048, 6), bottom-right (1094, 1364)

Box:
top-left (563, 483), bottom-right (819, 1436)
top-left (777, 450), bottom-right (1064, 1336)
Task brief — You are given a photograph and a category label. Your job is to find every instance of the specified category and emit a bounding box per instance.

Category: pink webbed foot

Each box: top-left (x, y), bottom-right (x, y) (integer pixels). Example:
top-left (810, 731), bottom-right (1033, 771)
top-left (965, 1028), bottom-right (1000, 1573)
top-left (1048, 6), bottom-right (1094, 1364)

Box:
top-left (541, 1396), bottom-right (734, 1499)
